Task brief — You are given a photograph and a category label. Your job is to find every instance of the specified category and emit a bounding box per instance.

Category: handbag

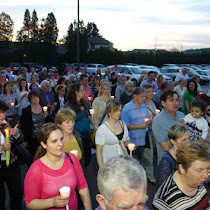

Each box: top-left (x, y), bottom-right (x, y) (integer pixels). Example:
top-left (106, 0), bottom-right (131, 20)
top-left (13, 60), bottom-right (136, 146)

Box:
top-left (15, 143), bottom-right (32, 165)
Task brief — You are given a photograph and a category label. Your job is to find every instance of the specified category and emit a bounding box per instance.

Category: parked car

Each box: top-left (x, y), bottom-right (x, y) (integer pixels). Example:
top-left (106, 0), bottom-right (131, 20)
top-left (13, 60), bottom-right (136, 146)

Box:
top-left (160, 67), bottom-right (181, 80)
top-left (57, 63), bottom-right (75, 75)
top-left (23, 62), bottom-right (43, 72)
top-left (88, 63), bottom-right (106, 70)
top-left (142, 69), bottom-right (172, 81)
top-left (7, 62), bottom-right (21, 71)
top-left (107, 65), bottom-right (142, 86)
top-left (186, 68), bottom-right (210, 85)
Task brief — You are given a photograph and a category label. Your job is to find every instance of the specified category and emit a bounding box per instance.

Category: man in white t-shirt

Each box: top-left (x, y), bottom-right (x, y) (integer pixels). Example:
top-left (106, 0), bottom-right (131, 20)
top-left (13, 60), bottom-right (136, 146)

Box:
top-left (175, 67), bottom-right (189, 82)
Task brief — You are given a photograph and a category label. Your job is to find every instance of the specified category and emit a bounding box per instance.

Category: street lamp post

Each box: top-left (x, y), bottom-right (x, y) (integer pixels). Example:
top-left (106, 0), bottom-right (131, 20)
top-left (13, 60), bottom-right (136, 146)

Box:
top-left (77, 0), bottom-right (80, 71)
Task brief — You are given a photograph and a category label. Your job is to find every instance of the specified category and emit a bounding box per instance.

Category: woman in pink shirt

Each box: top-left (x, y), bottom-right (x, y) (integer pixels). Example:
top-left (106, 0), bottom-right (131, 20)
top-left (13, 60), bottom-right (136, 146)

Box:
top-left (24, 123), bottom-right (92, 210)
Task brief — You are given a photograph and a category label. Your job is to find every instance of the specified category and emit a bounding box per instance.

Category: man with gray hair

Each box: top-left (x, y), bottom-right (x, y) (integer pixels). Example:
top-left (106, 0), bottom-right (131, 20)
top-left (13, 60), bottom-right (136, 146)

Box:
top-left (121, 87), bottom-right (151, 163)
top-left (115, 74), bottom-right (127, 99)
top-left (120, 80), bottom-right (133, 106)
top-left (96, 156), bottom-right (149, 210)
top-left (175, 67), bottom-right (189, 82)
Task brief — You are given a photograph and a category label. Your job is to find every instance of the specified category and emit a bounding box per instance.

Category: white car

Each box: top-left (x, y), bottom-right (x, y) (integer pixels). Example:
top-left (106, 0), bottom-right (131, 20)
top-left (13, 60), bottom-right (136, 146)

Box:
top-left (107, 65), bottom-right (142, 86)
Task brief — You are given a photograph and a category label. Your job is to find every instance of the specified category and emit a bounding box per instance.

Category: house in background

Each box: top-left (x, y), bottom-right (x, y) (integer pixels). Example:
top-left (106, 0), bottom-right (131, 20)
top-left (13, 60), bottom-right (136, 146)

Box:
top-left (88, 37), bottom-right (114, 51)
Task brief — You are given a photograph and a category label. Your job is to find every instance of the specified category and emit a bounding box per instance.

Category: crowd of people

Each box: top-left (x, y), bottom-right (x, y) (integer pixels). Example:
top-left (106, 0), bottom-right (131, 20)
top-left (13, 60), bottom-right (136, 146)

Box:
top-left (0, 64), bottom-right (209, 210)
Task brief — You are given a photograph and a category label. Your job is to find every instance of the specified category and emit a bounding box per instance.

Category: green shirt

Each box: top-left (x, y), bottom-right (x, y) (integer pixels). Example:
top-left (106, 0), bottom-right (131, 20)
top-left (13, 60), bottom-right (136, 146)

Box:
top-left (182, 90), bottom-right (194, 114)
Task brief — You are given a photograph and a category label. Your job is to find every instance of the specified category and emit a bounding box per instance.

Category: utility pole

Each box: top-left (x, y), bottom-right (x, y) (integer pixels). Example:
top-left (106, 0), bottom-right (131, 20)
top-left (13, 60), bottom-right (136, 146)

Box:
top-left (77, 0), bottom-right (80, 71)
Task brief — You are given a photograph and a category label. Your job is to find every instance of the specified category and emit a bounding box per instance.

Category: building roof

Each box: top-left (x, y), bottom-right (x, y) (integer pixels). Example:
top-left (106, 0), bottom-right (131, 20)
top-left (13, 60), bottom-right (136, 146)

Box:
top-left (88, 37), bottom-right (110, 45)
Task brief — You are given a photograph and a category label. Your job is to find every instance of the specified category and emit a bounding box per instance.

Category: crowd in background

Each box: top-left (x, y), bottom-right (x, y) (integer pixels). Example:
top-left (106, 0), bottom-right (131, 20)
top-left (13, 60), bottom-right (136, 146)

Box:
top-left (0, 64), bottom-right (209, 210)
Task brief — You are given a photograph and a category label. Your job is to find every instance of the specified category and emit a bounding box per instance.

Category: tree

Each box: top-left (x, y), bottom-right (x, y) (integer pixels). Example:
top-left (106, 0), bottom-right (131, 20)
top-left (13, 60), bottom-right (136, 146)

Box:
top-left (31, 10), bottom-right (39, 42)
top-left (43, 12), bottom-right (58, 45)
top-left (0, 12), bottom-right (14, 41)
top-left (65, 21), bottom-right (99, 62)
top-left (86, 22), bottom-right (100, 37)
top-left (16, 9), bottom-right (31, 42)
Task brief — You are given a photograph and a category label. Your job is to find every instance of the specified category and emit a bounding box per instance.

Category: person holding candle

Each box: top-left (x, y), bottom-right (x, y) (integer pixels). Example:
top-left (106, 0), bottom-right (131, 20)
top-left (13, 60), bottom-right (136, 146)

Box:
top-left (95, 99), bottom-right (133, 168)
top-left (142, 84), bottom-right (158, 184)
top-left (17, 78), bottom-right (30, 116)
top-left (20, 90), bottom-right (49, 159)
top-left (65, 83), bottom-right (92, 168)
top-left (1, 81), bottom-right (20, 126)
top-left (92, 81), bottom-right (111, 126)
top-left (0, 100), bottom-right (22, 210)
top-left (29, 76), bottom-right (40, 92)
top-left (121, 87), bottom-right (151, 164)
top-left (24, 123), bottom-right (92, 210)
top-left (55, 108), bottom-right (84, 168)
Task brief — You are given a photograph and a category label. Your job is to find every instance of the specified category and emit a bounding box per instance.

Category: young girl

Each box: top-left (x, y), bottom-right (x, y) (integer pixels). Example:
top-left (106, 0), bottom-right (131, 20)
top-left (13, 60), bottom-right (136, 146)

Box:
top-left (182, 100), bottom-right (208, 141)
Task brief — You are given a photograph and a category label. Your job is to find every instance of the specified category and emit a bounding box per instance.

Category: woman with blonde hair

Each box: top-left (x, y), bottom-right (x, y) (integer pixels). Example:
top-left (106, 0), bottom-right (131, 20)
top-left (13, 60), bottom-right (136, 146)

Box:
top-left (95, 99), bottom-right (134, 168)
top-left (92, 81), bottom-right (111, 126)
top-left (55, 107), bottom-right (84, 167)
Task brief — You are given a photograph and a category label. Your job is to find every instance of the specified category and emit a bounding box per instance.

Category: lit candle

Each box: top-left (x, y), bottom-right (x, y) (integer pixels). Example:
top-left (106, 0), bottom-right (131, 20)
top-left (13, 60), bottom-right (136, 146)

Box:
top-left (89, 109), bottom-right (94, 115)
top-left (6, 79), bottom-right (8, 81)
top-left (88, 97), bottom-right (91, 101)
top-left (111, 96), bottom-right (114, 99)
top-left (42, 106), bottom-right (48, 112)
top-left (155, 109), bottom-right (160, 115)
top-left (59, 186), bottom-right (71, 210)
top-left (128, 143), bottom-right (135, 157)
top-left (70, 150), bottom-right (78, 157)
top-left (38, 85), bottom-right (41, 88)
top-left (199, 91), bottom-right (203, 95)
top-left (5, 129), bottom-right (10, 167)
top-left (10, 102), bottom-right (14, 107)
top-left (118, 73), bottom-right (120, 76)
top-left (144, 118), bottom-right (149, 123)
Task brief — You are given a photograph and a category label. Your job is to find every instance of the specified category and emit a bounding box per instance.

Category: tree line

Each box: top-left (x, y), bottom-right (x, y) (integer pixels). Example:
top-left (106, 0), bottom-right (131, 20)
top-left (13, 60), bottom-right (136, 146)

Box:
top-left (0, 9), bottom-right (210, 67)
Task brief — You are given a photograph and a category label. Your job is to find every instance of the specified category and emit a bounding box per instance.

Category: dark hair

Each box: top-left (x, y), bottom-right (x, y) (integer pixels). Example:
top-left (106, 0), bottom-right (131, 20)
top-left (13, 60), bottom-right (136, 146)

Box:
top-left (3, 81), bottom-right (12, 94)
top-left (187, 79), bottom-right (197, 97)
top-left (0, 100), bottom-right (9, 112)
top-left (133, 87), bottom-right (146, 95)
top-left (160, 81), bottom-right (170, 90)
top-left (19, 78), bottom-right (28, 92)
top-left (190, 100), bottom-right (207, 113)
top-left (57, 77), bottom-right (65, 85)
top-left (143, 84), bottom-right (153, 90)
top-left (66, 83), bottom-right (88, 113)
top-left (111, 72), bottom-right (116, 77)
top-left (34, 123), bottom-right (62, 161)
top-left (160, 90), bottom-right (179, 102)
top-left (57, 84), bottom-right (65, 92)
top-left (80, 74), bottom-right (88, 81)
top-left (148, 71), bottom-right (154, 75)
top-left (195, 94), bottom-right (210, 106)
top-left (28, 90), bottom-right (40, 102)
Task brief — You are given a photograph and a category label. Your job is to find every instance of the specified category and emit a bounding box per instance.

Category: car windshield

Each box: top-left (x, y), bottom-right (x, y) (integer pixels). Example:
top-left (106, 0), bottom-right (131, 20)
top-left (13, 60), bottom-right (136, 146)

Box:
top-left (197, 71), bottom-right (207, 76)
top-left (130, 67), bottom-right (141, 74)
top-left (98, 64), bottom-right (105, 68)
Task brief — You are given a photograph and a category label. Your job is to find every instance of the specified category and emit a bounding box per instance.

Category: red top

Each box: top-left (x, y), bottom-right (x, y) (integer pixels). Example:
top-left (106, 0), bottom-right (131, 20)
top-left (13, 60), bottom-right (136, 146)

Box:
top-left (24, 153), bottom-right (87, 210)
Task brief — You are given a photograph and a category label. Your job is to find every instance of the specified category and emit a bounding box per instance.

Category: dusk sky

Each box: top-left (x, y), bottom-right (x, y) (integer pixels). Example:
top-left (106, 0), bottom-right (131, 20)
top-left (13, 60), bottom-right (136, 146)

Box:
top-left (1, 0), bottom-right (210, 51)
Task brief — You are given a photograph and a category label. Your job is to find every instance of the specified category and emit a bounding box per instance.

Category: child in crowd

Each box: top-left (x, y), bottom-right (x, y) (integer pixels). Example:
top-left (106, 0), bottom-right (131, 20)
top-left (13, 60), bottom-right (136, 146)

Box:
top-left (181, 100), bottom-right (208, 141)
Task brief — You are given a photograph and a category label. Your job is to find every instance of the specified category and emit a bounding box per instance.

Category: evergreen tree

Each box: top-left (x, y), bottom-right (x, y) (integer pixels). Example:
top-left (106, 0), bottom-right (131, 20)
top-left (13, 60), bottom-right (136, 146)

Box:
top-left (86, 22), bottom-right (100, 37)
top-left (0, 12), bottom-right (14, 41)
top-left (16, 9), bottom-right (31, 42)
top-left (43, 12), bottom-right (58, 45)
top-left (31, 10), bottom-right (39, 42)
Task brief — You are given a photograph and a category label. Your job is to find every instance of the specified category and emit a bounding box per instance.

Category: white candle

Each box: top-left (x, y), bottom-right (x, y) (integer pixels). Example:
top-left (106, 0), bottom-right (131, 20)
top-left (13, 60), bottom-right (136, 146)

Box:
top-left (88, 97), bottom-right (91, 101)
top-left (59, 186), bottom-right (71, 210)
top-left (59, 186), bottom-right (71, 198)
top-left (42, 106), bottom-right (48, 112)
top-left (128, 143), bottom-right (135, 157)
top-left (89, 109), bottom-right (94, 115)
top-left (144, 118), bottom-right (149, 123)
top-left (155, 109), bottom-right (160, 115)
top-left (38, 85), bottom-right (41, 88)
top-left (111, 96), bottom-right (114, 99)
top-left (70, 150), bottom-right (78, 157)
top-left (10, 102), bottom-right (14, 107)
